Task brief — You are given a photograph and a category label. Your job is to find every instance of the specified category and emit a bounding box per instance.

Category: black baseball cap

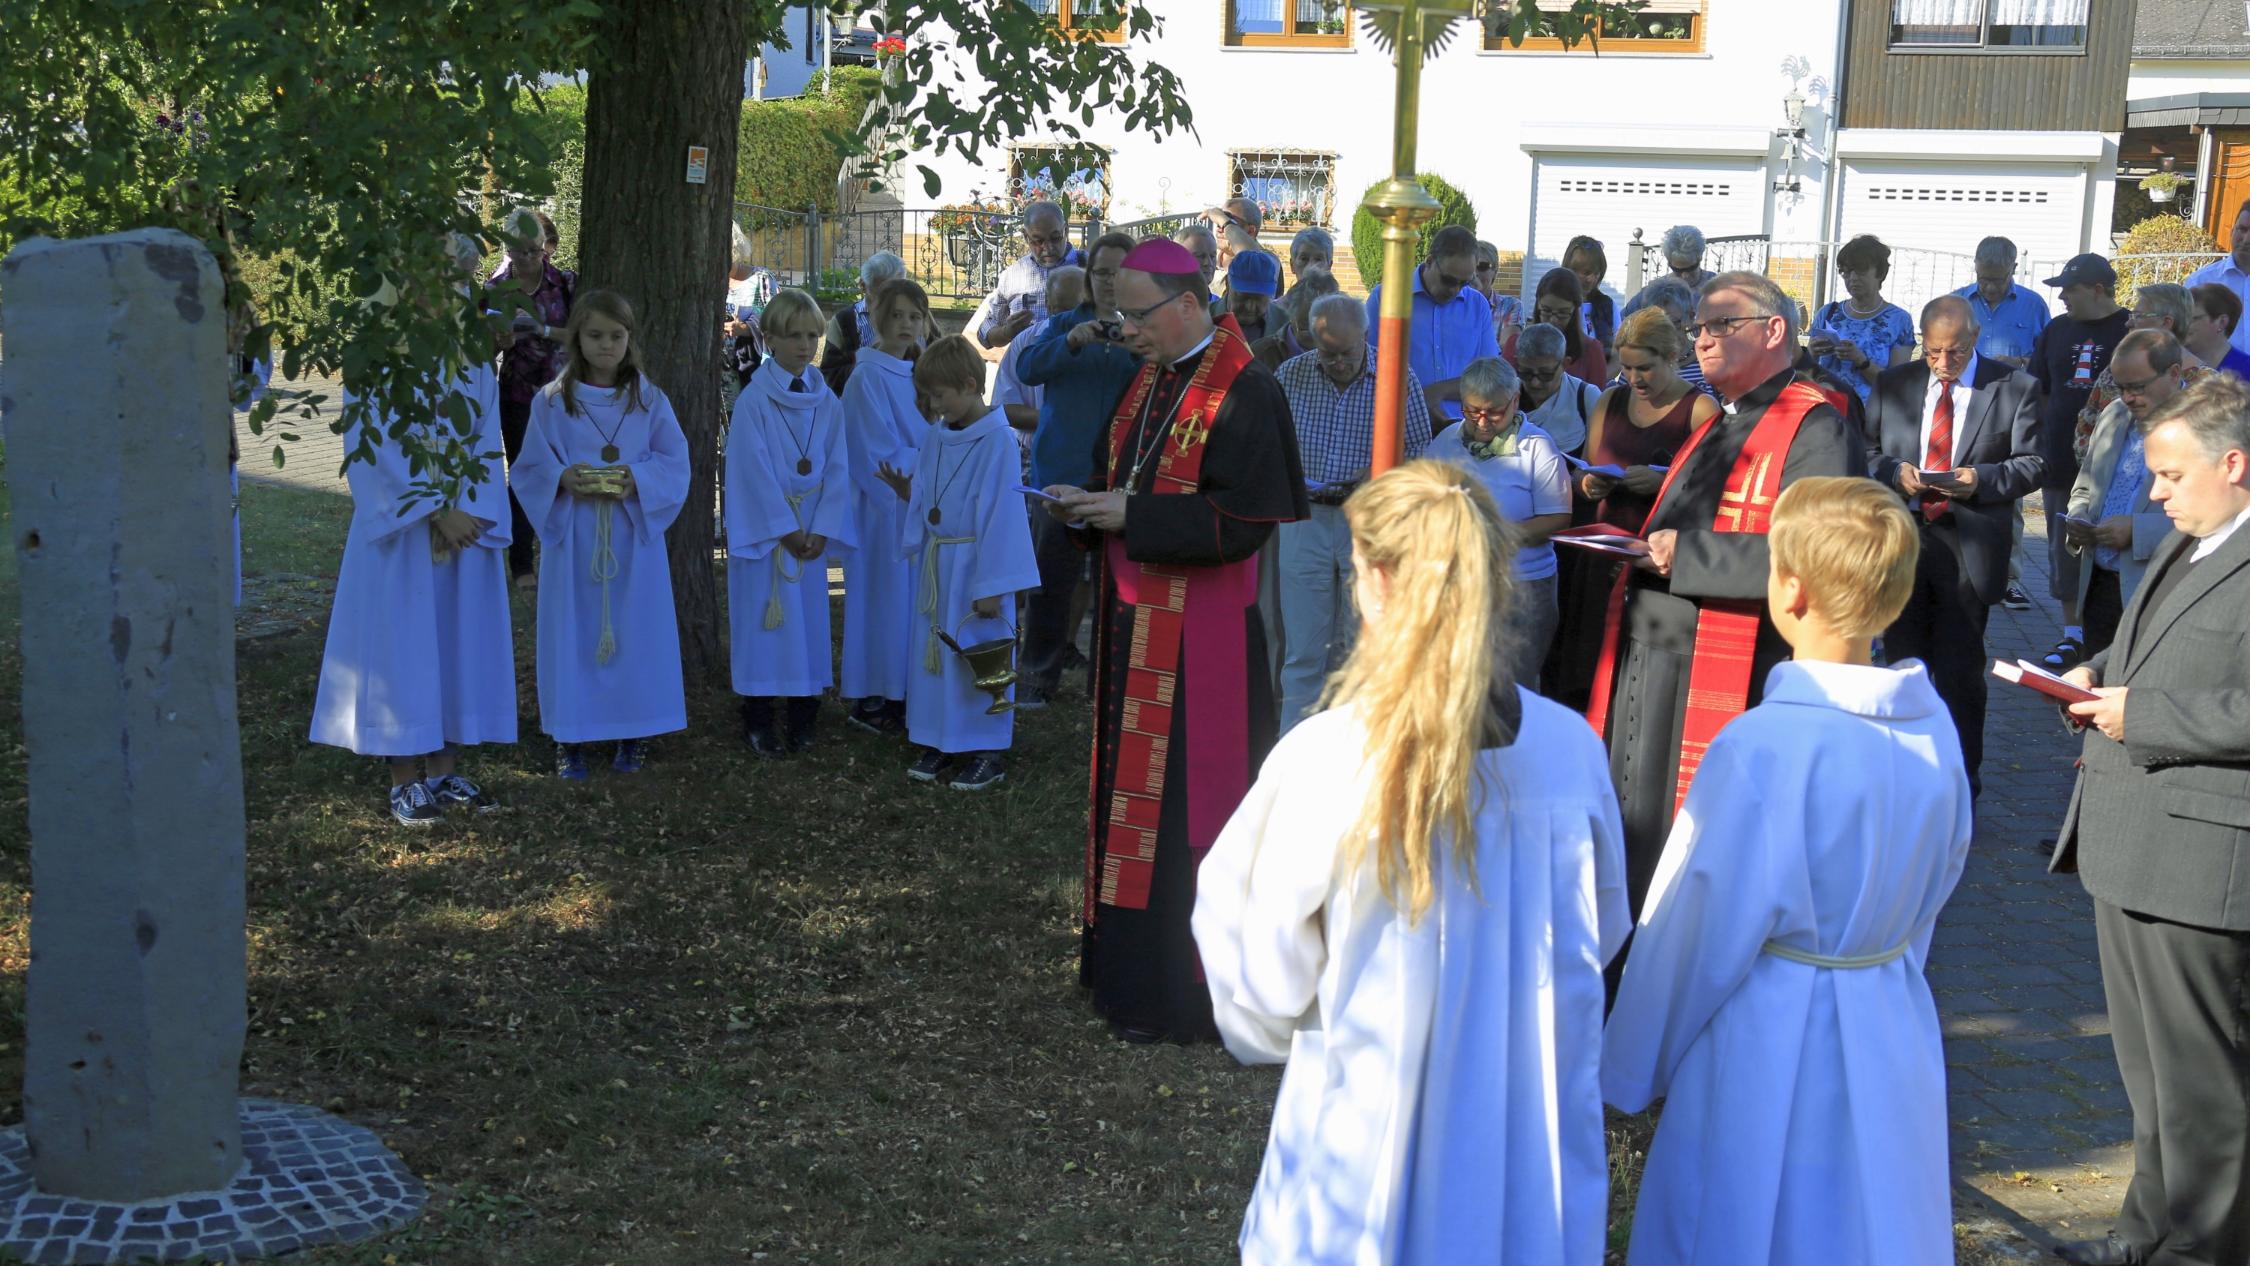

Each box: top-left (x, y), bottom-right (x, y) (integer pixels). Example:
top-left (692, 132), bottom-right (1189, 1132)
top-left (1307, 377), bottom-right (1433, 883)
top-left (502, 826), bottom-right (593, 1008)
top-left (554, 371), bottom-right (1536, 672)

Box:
top-left (2043, 253), bottom-right (2116, 289)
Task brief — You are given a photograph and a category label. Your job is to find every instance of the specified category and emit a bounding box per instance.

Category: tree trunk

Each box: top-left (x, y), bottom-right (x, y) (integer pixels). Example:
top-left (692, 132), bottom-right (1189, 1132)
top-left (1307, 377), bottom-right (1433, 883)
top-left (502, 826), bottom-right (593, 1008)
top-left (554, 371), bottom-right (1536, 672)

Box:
top-left (578, 0), bottom-right (748, 682)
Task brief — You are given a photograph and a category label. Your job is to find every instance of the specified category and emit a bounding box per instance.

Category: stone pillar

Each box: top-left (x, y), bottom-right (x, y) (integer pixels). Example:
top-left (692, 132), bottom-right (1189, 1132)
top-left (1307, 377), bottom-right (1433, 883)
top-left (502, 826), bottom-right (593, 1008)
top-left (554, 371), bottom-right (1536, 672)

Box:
top-left (2, 229), bottom-right (247, 1200)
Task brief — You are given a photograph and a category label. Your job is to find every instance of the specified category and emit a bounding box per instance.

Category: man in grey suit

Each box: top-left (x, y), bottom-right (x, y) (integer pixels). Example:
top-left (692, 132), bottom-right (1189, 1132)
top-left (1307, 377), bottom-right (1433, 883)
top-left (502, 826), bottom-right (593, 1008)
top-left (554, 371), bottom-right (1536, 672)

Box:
top-left (1867, 294), bottom-right (2042, 797)
top-left (2051, 372), bottom-right (2250, 1266)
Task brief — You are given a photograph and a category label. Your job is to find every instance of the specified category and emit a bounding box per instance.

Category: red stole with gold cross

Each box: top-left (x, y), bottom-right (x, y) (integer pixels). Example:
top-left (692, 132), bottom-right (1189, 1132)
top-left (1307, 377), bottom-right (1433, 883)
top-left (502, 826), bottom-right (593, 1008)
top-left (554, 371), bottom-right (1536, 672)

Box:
top-left (1089, 323), bottom-right (1257, 915)
top-left (1585, 379), bottom-right (1827, 811)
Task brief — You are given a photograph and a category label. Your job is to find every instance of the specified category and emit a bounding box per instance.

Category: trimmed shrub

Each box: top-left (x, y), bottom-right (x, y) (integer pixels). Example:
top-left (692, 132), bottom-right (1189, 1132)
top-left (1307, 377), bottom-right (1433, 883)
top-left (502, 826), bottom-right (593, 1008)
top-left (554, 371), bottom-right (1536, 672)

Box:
top-left (1350, 172), bottom-right (1477, 284)
top-left (2115, 214), bottom-right (2220, 310)
top-left (737, 66), bottom-right (884, 219)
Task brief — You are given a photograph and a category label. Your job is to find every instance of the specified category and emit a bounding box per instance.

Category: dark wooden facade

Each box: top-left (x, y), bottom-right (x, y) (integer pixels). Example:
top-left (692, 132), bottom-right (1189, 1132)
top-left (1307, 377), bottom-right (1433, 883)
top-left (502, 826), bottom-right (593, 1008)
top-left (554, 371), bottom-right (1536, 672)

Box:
top-left (1842, 1), bottom-right (2138, 132)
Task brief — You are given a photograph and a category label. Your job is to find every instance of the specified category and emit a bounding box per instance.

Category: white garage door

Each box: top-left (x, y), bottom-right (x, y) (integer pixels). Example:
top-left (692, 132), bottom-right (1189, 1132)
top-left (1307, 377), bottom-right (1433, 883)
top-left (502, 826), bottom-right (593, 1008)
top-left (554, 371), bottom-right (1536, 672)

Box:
top-left (1839, 159), bottom-right (2088, 303)
top-left (1525, 153), bottom-right (1768, 308)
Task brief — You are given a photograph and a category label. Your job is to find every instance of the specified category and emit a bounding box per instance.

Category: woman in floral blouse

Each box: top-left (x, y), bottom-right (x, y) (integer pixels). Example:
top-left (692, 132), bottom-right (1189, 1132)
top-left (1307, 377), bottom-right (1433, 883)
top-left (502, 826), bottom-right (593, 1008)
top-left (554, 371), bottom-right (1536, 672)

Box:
top-left (487, 207), bottom-right (576, 585)
top-left (1809, 234), bottom-right (1915, 401)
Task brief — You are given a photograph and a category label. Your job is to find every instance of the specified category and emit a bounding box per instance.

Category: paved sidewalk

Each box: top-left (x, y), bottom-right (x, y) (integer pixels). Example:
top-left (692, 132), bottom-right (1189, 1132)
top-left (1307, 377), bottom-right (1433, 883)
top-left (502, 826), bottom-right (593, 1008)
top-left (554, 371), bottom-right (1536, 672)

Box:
top-left (1939, 502), bottom-right (2133, 1256)
top-left (237, 374), bottom-right (350, 494)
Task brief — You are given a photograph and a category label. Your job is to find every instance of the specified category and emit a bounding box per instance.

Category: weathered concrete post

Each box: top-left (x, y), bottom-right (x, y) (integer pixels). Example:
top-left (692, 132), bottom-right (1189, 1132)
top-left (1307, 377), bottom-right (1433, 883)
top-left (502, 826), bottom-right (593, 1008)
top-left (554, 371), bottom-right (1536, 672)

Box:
top-left (3, 228), bottom-right (248, 1200)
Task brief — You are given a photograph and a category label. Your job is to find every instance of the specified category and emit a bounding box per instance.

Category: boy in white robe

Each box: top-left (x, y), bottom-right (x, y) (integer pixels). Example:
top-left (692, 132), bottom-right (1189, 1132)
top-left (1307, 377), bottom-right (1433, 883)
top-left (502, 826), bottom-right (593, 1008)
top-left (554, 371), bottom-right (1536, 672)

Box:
top-left (838, 278), bottom-right (933, 736)
top-left (1602, 476), bottom-right (1975, 1266)
top-left (511, 290), bottom-right (692, 779)
top-left (310, 360), bottom-right (516, 826)
top-left (726, 288), bottom-right (854, 755)
top-left (887, 335), bottom-right (1039, 791)
top-left (1194, 460), bottom-right (1629, 1266)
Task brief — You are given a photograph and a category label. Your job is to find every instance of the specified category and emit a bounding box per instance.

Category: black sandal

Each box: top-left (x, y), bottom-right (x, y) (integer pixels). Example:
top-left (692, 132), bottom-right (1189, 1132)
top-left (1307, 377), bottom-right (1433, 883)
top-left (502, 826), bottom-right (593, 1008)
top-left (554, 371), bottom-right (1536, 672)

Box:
top-left (2041, 635), bottom-right (2085, 671)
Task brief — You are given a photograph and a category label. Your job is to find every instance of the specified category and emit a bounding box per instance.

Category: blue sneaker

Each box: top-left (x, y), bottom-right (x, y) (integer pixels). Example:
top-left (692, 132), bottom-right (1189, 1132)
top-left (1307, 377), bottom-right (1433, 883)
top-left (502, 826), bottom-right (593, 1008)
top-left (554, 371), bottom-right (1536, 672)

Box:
top-left (389, 780), bottom-right (442, 826)
top-left (612, 739), bottom-right (648, 773)
top-left (555, 743), bottom-right (589, 781)
top-left (431, 773), bottom-right (501, 814)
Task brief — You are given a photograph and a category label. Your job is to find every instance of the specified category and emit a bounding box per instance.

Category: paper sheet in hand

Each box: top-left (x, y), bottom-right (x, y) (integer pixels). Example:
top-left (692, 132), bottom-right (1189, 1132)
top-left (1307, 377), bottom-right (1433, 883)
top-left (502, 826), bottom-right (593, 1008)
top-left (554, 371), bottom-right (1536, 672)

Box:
top-left (1562, 452), bottom-right (1665, 479)
top-left (1555, 532), bottom-right (1651, 558)
top-left (1014, 484), bottom-right (1068, 506)
top-left (1991, 658), bottom-right (2100, 706)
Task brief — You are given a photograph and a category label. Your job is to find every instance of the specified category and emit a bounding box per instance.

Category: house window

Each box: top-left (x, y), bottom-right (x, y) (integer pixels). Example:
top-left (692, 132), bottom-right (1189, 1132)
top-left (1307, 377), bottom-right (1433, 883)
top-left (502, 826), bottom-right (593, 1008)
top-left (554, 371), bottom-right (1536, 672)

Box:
top-left (1229, 150), bottom-right (1338, 228)
top-left (1889, 0), bottom-right (2088, 49)
top-left (1485, 0), bottom-right (1705, 53)
top-left (1226, 0), bottom-right (1353, 48)
top-left (1009, 146), bottom-right (1113, 219)
top-left (1026, 0), bottom-right (1125, 41)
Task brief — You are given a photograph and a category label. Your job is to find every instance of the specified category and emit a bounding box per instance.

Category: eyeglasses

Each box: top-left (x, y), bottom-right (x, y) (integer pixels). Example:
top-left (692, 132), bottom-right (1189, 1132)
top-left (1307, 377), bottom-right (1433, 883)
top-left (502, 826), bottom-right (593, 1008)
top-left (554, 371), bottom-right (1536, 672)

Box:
top-left (1475, 262), bottom-right (1497, 273)
top-left (1517, 363), bottom-right (1560, 381)
top-left (1117, 293), bottom-right (1186, 325)
top-left (1686, 314), bottom-right (1774, 340)
top-left (1460, 405), bottom-right (1514, 424)
top-left (2115, 371), bottom-right (2167, 395)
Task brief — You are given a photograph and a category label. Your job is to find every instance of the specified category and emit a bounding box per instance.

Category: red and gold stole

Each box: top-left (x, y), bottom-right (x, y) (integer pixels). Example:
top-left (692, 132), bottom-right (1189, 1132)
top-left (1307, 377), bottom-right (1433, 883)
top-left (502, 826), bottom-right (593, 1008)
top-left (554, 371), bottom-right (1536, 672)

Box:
top-left (1585, 379), bottom-right (1828, 811)
top-left (1088, 323), bottom-right (1258, 915)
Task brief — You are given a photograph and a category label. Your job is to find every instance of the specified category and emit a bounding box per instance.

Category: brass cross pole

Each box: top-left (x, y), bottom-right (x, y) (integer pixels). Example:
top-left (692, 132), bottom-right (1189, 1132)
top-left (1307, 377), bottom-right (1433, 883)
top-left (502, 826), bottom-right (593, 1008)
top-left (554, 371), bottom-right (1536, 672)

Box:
top-left (1361, 0), bottom-right (1472, 477)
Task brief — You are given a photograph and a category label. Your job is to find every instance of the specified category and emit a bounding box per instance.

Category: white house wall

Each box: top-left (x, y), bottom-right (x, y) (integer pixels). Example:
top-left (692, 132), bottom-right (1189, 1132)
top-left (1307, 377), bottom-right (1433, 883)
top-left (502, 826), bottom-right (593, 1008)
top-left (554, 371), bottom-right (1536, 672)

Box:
top-left (904, 1), bottom-right (1847, 305)
top-left (2127, 58), bottom-right (2250, 101)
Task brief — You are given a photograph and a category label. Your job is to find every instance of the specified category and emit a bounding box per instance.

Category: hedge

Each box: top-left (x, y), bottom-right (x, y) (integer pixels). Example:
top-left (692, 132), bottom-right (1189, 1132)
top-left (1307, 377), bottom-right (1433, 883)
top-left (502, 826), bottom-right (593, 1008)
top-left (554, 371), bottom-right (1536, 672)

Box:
top-left (1350, 172), bottom-right (1477, 284)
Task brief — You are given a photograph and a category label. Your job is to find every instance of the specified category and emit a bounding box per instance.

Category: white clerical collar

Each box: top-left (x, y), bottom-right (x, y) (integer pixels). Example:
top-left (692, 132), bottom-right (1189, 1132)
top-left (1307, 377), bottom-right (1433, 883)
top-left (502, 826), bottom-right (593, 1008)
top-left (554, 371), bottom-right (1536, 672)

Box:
top-left (2190, 503), bottom-right (2250, 561)
top-left (1170, 330), bottom-right (1215, 370)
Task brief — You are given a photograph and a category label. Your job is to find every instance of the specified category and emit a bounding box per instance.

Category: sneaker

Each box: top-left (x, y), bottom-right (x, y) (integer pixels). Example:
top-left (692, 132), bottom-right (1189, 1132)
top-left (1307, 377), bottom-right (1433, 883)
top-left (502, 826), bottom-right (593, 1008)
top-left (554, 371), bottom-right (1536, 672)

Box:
top-left (431, 773), bottom-right (500, 814)
top-left (907, 748), bottom-right (951, 783)
top-left (2002, 582), bottom-right (2033, 611)
top-left (612, 739), bottom-right (648, 773)
top-left (1015, 685), bottom-right (1051, 713)
top-left (2041, 635), bottom-right (2086, 672)
top-left (949, 755), bottom-right (1006, 792)
top-left (555, 743), bottom-right (590, 782)
top-left (389, 780), bottom-right (443, 826)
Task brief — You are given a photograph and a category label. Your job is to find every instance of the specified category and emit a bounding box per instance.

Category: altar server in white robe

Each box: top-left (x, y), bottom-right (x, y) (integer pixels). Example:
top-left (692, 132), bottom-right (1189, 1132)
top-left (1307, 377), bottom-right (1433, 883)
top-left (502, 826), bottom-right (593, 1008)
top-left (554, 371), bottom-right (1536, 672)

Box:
top-left (310, 362), bottom-right (515, 826)
top-left (1193, 459), bottom-right (1629, 1266)
top-left (512, 289), bottom-right (691, 780)
top-left (1603, 476), bottom-right (1974, 1266)
top-left (886, 335), bottom-right (1040, 792)
top-left (727, 288), bottom-right (854, 757)
top-left (838, 278), bottom-right (934, 736)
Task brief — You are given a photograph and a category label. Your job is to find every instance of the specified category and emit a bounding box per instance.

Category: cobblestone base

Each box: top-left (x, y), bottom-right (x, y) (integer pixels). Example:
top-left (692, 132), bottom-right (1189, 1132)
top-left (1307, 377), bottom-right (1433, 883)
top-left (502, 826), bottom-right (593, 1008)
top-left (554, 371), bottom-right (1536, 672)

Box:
top-left (0, 1099), bottom-right (424, 1264)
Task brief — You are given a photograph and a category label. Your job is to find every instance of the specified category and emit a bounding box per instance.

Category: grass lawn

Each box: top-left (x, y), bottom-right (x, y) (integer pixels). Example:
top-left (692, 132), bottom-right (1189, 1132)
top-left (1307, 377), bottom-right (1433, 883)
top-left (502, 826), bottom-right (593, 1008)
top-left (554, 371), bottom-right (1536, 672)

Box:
top-left (0, 464), bottom-right (2016, 1264)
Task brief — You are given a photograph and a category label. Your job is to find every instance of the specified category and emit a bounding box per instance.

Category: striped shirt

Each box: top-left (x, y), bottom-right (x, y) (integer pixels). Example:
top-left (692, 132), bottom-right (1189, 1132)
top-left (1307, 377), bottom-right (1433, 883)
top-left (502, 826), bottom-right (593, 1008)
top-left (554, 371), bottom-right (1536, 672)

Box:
top-left (1275, 351), bottom-right (1433, 486)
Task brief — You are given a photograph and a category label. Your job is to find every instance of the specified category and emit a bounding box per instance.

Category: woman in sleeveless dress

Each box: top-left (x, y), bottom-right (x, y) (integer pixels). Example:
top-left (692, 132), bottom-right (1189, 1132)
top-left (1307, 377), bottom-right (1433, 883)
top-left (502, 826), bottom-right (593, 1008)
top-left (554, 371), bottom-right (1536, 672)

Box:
top-left (1544, 307), bottom-right (1721, 710)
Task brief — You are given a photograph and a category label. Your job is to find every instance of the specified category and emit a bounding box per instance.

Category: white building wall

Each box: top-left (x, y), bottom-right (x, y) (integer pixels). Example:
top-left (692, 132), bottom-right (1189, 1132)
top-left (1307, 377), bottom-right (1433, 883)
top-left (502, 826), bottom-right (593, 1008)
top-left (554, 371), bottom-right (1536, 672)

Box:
top-left (906, 1), bottom-right (1847, 301)
top-left (2127, 58), bottom-right (2250, 101)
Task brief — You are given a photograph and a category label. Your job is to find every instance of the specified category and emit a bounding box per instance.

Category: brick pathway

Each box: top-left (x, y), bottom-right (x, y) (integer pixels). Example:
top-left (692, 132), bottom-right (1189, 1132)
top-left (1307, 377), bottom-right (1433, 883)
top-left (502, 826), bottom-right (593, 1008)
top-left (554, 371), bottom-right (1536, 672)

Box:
top-left (236, 375), bottom-right (349, 495)
top-left (1940, 500), bottom-right (2133, 1258)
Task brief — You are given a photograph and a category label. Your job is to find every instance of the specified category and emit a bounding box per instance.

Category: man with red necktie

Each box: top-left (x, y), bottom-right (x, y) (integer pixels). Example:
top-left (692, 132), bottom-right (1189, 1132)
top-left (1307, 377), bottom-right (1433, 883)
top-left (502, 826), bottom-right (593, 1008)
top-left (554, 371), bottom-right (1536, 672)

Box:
top-left (1866, 294), bottom-right (2043, 800)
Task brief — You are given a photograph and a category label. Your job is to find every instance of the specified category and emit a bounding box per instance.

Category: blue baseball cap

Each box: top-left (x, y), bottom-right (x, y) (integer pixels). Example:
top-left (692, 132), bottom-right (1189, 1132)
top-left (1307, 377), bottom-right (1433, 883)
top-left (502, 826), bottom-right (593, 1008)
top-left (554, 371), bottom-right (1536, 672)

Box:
top-left (1227, 249), bottom-right (1281, 297)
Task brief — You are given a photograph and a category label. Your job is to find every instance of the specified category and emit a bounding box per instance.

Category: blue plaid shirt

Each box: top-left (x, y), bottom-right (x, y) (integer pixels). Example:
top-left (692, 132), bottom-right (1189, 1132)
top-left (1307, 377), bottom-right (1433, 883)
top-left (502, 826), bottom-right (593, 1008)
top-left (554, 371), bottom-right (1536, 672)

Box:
top-left (1275, 350), bottom-right (1432, 486)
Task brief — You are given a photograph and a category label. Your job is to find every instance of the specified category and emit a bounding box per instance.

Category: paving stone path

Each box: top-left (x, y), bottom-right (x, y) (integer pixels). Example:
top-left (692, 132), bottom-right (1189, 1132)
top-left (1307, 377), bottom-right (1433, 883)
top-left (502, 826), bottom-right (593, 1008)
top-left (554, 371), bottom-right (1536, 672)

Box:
top-left (1941, 503), bottom-right (2134, 1259)
top-left (236, 375), bottom-right (349, 496)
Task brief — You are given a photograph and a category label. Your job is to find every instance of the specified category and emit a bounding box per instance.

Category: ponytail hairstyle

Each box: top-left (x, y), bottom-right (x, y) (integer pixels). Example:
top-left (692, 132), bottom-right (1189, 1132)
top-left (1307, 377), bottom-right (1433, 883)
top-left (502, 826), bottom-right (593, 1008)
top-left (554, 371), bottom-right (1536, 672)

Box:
top-left (555, 288), bottom-right (649, 417)
top-left (1323, 459), bottom-right (1518, 923)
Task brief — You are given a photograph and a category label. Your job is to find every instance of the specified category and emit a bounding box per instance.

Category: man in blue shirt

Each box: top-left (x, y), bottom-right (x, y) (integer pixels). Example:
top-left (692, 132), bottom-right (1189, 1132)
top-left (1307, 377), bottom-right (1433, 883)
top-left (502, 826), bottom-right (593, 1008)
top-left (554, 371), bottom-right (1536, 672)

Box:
top-left (1954, 236), bottom-right (2050, 369)
top-left (1955, 234), bottom-right (2052, 609)
top-left (1014, 230), bottom-right (1141, 708)
top-left (2185, 201), bottom-right (2250, 357)
top-left (1363, 224), bottom-right (1492, 428)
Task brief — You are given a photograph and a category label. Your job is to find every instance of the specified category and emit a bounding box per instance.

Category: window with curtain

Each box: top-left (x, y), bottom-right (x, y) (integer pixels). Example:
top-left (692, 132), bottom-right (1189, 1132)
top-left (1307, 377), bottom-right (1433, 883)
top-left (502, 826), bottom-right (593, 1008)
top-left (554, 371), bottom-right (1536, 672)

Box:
top-left (1484, 0), bottom-right (1705, 53)
top-left (1025, 0), bottom-right (1124, 40)
top-left (1226, 0), bottom-right (1351, 46)
top-left (1890, 0), bottom-right (2087, 48)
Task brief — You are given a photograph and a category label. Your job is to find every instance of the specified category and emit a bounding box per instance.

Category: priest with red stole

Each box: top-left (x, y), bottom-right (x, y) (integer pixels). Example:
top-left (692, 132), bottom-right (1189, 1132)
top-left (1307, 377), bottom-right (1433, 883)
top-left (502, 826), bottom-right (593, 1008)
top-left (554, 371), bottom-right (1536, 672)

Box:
top-left (1584, 271), bottom-right (1867, 920)
top-left (1045, 239), bottom-right (1308, 1044)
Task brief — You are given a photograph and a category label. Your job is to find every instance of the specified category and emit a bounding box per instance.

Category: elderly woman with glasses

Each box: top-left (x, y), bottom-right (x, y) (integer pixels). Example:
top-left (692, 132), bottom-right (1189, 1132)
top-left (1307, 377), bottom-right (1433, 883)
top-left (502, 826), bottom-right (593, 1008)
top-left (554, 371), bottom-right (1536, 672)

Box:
top-left (1661, 225), bottom-right (1716, 291)
top-left (1474, 239), bottom-right (1525, 345)
top-left (1424, 357), bottom-right (1571, 691)
top-left (1509, 320), bottom-right (1602, 457)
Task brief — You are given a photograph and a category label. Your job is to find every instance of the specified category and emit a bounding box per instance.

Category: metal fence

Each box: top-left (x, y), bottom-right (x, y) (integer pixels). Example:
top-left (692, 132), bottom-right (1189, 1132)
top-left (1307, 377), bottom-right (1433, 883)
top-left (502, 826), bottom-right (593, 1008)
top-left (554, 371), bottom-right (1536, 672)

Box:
top-left (1625, 230), bottom-right (2225, 323)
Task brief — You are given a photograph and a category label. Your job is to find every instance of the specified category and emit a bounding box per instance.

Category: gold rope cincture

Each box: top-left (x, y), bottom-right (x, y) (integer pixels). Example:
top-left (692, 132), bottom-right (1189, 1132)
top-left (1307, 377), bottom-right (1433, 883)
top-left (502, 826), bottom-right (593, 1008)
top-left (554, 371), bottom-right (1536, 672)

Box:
top-left (1760, 939), bottom-right (1911, 969)
top-left (918, 532), bottom-right (974, 671)
top-left (762, 485), bottom-right (819, 631)
top-left (592, 498), bottom-right (621, 664)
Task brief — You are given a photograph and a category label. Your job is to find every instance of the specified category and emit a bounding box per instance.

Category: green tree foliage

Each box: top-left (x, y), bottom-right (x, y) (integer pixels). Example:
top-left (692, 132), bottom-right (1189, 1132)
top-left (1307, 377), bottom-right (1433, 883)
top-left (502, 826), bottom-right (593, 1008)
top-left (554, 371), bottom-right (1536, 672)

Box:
top-left (738, 66), bottom-right (882, 213)
top-left (1351, 172), bottom-right (1477, 279)
top-left (0, 0), bottom-right (1191, 521)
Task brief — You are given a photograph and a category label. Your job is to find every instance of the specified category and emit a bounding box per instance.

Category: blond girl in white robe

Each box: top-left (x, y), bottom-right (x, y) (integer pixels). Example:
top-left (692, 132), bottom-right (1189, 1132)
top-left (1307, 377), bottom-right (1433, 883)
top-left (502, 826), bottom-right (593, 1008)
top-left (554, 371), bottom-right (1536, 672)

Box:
top-left (1193, 459), bottom-right (1629, 1266)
